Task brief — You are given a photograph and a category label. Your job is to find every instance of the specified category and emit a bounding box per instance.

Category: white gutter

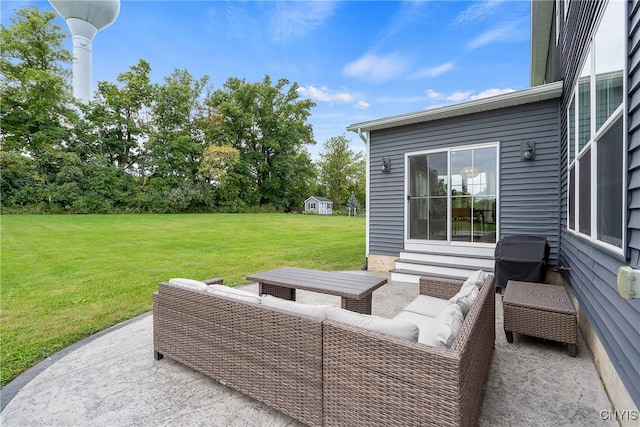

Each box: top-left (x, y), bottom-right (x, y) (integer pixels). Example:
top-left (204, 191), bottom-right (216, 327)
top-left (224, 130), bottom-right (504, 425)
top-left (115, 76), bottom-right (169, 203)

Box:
top-left (346, 81), bottom-right (563, 133)
top-left (356, 127), bottom-right (368, 144)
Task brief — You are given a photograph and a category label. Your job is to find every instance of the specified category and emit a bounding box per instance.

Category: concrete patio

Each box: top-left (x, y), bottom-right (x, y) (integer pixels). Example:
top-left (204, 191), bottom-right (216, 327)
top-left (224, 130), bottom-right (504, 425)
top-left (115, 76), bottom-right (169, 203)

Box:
top-left (1, 272), bottom-right (615, 426)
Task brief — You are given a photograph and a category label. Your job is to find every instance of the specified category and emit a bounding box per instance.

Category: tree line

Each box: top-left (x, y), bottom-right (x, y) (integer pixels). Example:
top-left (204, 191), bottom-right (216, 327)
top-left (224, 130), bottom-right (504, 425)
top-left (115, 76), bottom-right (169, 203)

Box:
top-left (1, 7), bottom-right (365, 214)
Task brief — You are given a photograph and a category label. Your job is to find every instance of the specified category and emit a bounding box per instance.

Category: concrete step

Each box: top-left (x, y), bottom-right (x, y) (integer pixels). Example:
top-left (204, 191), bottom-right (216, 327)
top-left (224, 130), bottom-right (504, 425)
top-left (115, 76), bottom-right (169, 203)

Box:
top-left (390, 268), bottom-right (469, 284)
top-left (398, 252), bottom-right (494, 270)
top-left (392, 246), bottom-right (495, 283)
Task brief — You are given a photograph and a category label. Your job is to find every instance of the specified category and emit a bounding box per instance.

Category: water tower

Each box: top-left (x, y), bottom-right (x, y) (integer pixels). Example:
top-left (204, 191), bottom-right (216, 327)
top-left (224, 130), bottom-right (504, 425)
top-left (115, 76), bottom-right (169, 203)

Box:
top-left (49, 0), bottom-right (120, 102)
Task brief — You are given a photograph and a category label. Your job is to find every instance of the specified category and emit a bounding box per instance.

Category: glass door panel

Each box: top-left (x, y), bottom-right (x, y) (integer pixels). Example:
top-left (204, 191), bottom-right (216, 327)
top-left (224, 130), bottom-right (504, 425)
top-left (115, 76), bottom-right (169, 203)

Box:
top-left (408, 152), bottom-right (448, 240)
top-left (450, 147), bottom-right (497, 243)
top-left (451, 150), bottom-right (473, 242)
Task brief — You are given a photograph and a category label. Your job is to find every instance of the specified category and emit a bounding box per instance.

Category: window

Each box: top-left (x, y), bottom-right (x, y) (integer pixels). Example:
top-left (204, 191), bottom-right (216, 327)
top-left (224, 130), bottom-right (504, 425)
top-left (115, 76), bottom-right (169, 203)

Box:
top-left (408, 144), bottom-right (498, 244)
top-left (567, 0), bottom-right (625, 252)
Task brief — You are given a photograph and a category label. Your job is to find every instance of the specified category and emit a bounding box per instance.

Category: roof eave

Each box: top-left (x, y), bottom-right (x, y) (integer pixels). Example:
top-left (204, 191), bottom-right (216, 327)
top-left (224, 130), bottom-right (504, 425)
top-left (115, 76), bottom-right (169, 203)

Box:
top-left (530, 0), bottom-right (555, 86)
top-left (346, 81), bottom-right (563, 133)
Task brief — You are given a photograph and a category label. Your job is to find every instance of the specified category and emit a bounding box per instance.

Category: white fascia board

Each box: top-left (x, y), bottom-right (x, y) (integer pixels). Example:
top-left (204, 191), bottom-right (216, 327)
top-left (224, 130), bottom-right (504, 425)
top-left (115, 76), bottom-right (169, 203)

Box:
top-left (346, 81), bottom-right (563, 133)
top-left (530, 0), bottom-right (555, 86)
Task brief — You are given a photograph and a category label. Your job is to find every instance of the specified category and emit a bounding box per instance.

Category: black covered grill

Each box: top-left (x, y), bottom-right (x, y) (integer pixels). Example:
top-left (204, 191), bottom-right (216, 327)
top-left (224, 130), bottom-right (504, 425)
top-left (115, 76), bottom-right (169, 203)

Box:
top-left (494, 236), bottom-right (550, 291)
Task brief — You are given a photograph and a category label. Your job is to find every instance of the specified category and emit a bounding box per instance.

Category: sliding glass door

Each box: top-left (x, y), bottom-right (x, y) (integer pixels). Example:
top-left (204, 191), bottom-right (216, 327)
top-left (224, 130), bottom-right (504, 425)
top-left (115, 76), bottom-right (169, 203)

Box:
top-left (408, 152), bottom-right (448, 240)
top-left (408, 145), bottom-right (497, 244)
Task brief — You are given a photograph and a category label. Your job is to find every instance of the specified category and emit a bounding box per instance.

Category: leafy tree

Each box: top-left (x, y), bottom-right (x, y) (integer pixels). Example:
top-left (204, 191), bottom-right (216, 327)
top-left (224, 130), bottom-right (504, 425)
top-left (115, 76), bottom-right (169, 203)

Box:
top-left (200, 144), bottom-right (240, 187)
top-left (349, 156), bottom-right (366, 211)
top-left (205, 75), bottom-right (316, 211)
top-left (88, 59), bottom-right (155, 175)
top-left (317, 135), bottom-right (364, 211)
top-left (0, 6), bottom-right (322, 214)
top-left (0, 150), bottom-right (39, 208)
top-left (0, 6), bottom-right (82, 210)
top-left (147, 69), bottom-right (210, 189)
top-left (0, 6), bottom-right (76, 157)
top-left (347, 192), bottom-right (361, 216)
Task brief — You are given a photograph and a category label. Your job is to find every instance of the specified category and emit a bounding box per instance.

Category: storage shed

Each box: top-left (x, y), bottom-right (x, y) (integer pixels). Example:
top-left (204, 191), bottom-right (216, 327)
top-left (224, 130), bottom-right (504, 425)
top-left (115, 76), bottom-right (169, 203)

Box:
top-left (304, 197), bottom-right (333, 215)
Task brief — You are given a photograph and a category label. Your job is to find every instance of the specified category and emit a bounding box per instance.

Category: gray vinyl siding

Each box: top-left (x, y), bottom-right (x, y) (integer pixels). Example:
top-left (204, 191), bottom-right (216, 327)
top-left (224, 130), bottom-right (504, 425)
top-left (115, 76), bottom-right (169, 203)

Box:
top-left (368, 99), bottom-right (561, 264)
top-left (556, 0), bottom-right (640, 407)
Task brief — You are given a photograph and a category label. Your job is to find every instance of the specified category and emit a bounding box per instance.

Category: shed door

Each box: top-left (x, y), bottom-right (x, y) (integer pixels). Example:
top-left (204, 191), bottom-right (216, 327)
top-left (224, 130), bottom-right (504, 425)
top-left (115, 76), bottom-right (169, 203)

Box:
top-left (407, 145), bottom-right (498, 244)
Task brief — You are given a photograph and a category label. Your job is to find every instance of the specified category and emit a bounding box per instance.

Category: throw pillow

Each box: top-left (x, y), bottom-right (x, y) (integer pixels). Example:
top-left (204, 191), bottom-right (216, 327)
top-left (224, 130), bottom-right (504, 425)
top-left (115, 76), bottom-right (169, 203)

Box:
top-left (449, 285), bottom-right (479, 317)
top-left (419, 303), bottom-right (464, 348)
top-left (463, 270), bottom-right (487, 291)
top-left (394, 311), bottom-right (435, 343)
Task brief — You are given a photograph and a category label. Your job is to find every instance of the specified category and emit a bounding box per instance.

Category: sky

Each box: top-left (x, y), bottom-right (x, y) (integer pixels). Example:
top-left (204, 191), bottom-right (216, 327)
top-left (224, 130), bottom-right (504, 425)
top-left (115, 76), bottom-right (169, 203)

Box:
top-left (1, 0), bottom-right (532, 159)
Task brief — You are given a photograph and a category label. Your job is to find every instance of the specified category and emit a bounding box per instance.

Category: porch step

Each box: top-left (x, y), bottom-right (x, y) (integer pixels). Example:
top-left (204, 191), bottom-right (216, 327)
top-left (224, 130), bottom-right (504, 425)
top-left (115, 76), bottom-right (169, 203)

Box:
top-left (390, 269), bottom-right (469, 284)
top-left (391, 248), bottom-right (495, 284)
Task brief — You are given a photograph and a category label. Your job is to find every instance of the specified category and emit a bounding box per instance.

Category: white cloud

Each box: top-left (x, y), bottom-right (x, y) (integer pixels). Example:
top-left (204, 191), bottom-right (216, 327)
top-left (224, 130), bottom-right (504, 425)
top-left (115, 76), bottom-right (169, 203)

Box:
top-left (412, 62), bottom-right (455, 79)
top-left (297, 85), bottom-right (354, 104)
top-left (270, 1), bottom-right (337, 43)
top-left (467, 22), bottom-right (520, 49)
top-left (343, 52), bottom-right (410, 83)
top-left (470, 88), bottom-right (515, 100)
top-left (354, 100), bottom-right (370, 110)
top-left (422, 87), bottom-right (515, 105)
top-left (425, 89), bottom-right (444, 99)
top-left (447, 91), bottom-right (474, 102)
top-left (454, 0), bottom-right (506, 25)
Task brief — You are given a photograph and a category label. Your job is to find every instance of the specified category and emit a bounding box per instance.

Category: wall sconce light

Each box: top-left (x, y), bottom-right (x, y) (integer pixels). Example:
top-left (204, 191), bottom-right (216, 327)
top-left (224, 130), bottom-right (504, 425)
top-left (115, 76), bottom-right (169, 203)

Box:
top-left (380, 157), bottom-right (390, 172)
top-left (521, 141), bottom-right (535, 161)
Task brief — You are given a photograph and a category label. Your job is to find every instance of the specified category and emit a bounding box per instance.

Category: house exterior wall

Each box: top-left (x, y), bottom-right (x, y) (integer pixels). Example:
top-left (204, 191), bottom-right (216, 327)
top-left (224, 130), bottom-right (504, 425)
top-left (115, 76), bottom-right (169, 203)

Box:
top-left (629, 1), bottom-right (640, 261)
top-left (553, 0), bottom-right (640, 409)
top-left (368, 99), bottom-right (561, 264)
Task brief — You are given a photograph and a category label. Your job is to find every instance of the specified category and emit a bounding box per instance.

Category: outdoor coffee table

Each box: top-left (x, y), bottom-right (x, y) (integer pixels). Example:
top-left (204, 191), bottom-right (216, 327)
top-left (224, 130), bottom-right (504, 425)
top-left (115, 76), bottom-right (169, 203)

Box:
top-left (503, 280), bottom-right (578, 357)
top-left (246, 267), bottom-right (387, 314)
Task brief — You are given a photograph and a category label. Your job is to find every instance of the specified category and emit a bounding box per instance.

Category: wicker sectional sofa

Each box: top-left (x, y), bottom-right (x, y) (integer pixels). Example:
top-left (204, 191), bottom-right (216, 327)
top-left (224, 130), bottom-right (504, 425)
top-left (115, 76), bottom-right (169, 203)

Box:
top-left (153, 274), bottom-right (496, 427)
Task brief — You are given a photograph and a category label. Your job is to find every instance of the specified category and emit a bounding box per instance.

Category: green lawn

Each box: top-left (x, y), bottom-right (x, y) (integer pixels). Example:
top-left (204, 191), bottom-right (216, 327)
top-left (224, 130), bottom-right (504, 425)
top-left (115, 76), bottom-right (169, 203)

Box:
top-left (0, 213), bottom-right (365, 387)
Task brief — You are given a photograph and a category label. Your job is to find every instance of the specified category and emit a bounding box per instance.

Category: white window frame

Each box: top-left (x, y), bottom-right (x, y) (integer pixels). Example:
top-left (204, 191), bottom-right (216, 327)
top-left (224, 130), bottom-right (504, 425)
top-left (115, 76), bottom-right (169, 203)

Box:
top-left (566, 1), bottom-right (626, 255)
top-left (404, 142), bottom-right (500, 246)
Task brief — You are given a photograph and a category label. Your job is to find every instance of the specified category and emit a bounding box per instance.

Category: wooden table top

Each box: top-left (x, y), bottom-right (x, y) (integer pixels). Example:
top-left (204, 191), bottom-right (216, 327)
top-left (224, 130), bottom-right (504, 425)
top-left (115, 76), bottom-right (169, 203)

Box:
top-left (246, 267), bottom-right (388, 299)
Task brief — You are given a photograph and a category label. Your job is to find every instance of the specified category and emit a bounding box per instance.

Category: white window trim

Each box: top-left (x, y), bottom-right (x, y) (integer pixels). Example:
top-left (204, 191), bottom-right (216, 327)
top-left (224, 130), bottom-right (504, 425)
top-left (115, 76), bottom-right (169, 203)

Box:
top-left (404, 142), bottom-right (500, 247)
top-left (565, 4), bottom-right (627, 256)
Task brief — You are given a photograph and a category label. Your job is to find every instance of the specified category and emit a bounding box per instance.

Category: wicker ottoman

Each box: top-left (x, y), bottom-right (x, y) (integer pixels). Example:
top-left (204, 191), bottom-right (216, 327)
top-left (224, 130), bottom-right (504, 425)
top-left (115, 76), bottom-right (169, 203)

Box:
top-left (503, 280), bottom-right (577, 357)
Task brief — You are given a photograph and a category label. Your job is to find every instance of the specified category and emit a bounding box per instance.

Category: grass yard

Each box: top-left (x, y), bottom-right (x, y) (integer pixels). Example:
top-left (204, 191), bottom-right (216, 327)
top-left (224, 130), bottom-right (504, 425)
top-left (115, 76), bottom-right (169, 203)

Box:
top-left (0, 213), bottom-right (365, 387)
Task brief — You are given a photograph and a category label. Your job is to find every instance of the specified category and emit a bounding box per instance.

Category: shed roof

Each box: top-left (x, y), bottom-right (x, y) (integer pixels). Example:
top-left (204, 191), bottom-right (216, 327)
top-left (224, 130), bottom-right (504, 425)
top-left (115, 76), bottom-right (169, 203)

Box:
top-left (305, 196), bottom-right (332, 203)
top-left (346, 81), bottom-right (563, 134)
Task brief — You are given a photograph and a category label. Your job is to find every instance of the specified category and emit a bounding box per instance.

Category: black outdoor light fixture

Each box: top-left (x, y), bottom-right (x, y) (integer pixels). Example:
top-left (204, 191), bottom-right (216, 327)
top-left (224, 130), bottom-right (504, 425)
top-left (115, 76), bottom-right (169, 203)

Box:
top-left (381, 157), bottom-right (390, 172)
top-left (521, 141), bottom-right (535, 161)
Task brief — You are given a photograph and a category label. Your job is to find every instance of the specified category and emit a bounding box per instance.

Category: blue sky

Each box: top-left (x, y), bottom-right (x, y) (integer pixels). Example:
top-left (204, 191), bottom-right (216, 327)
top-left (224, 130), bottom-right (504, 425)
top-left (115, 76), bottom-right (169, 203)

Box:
top-left (2, 0), bottom-right (532, 158)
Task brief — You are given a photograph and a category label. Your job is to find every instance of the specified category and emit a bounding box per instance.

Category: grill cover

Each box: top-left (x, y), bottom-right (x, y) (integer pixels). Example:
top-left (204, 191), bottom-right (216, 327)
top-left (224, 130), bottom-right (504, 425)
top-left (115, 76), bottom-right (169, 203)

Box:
top-left (494, 236), bottom-right (550, 290)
